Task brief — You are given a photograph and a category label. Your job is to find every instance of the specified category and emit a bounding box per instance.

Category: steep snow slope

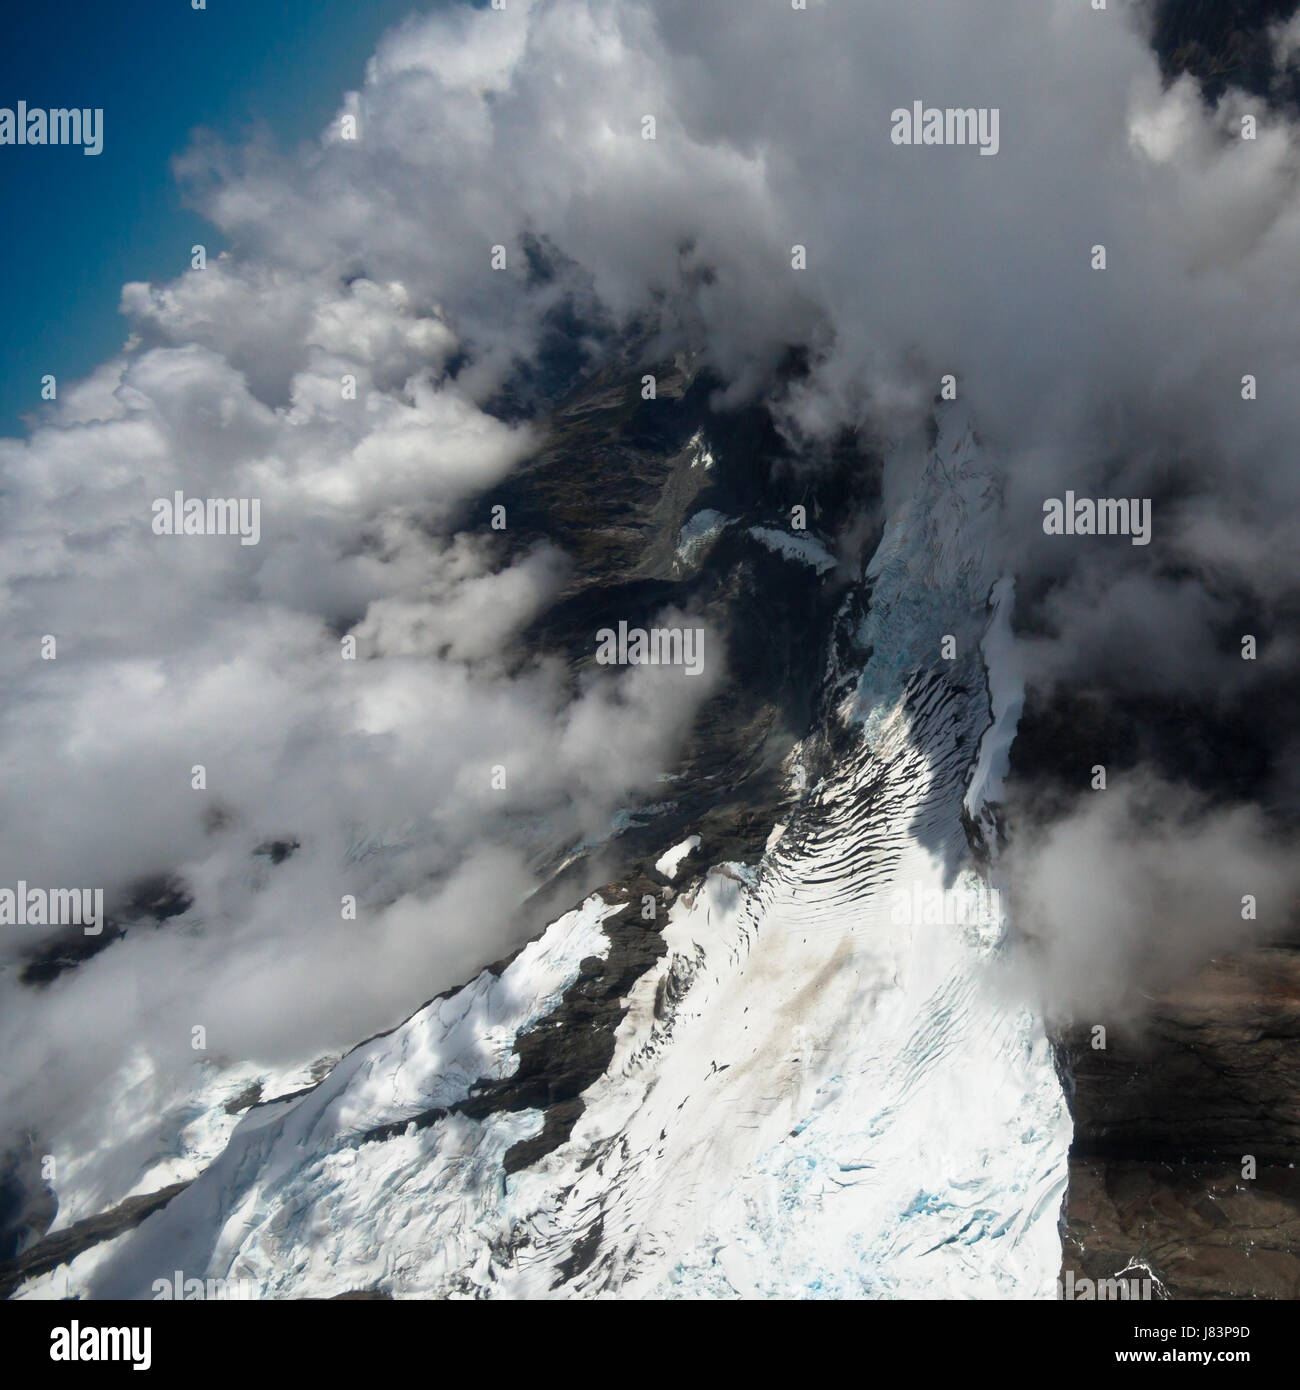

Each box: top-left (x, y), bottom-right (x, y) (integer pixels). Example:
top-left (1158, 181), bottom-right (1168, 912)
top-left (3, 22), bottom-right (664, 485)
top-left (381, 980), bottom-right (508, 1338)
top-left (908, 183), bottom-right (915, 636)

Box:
top-left (20, 407), bottom-right (1070, 1300)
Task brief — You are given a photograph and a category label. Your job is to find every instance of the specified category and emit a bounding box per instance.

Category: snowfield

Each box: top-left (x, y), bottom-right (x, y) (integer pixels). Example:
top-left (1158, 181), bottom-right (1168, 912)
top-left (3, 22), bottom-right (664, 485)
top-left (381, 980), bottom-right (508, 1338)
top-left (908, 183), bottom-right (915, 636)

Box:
top-left (19, 406), bottom-right (1071, 1300)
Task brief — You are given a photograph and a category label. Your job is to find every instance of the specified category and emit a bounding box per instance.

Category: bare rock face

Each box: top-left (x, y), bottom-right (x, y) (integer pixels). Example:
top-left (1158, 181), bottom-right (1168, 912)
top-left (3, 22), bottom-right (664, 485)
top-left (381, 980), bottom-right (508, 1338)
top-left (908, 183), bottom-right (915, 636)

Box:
top-left (1063, 1159), bottom-right (1300, 1301)
top-left (1059, 945), bottom-right (1300, 1299)
top-left (1065, 948), bottom-right (1300, 1163)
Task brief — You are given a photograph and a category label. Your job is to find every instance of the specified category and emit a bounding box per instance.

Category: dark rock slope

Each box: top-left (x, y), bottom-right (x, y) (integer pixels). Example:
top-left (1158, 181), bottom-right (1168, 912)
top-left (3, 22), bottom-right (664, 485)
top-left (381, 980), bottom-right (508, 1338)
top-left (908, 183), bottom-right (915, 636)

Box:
top-left (1058, 942), bottom-right (1300, 1298)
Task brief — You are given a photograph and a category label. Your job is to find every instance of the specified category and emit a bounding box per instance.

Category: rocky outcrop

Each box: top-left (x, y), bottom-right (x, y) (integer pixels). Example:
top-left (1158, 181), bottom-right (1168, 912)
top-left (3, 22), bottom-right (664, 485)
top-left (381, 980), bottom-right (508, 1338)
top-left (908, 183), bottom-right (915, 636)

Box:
top-left (1063, 1159), bottom-right (1300, 1300)
top-left (358, 874), bottom-right (670, 1176)
top-left (1148, 0), bottom-right (1300, 109)
top-left (1058, 944), bottom-right (1300, 1298)
top-left (0, 1181), bottom-right (190, 1300)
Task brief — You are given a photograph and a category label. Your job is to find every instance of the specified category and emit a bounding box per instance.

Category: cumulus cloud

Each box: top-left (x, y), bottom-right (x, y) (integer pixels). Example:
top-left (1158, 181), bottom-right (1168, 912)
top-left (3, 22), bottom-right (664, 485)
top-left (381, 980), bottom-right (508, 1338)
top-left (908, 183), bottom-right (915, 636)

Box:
top-left (0, 3), bottom-right (737, 1202)
top-left (1004, 773), bottom-right (1298, 1019)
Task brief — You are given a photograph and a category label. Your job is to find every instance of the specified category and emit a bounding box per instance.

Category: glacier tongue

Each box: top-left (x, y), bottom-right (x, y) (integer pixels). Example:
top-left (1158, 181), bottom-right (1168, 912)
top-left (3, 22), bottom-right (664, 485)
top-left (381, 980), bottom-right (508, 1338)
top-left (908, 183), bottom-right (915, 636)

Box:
top-left (45, 407), bottom-right (1069, 1300)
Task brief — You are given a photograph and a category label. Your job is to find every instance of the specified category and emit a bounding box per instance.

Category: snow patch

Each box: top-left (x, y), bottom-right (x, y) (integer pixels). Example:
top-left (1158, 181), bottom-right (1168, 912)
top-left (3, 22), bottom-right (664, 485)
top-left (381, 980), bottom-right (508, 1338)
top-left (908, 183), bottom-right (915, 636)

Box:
top-left (748, 527), bottom-right (836, 573)
top-left (655, 835), bottom-right (700, 880)
top-left (675, 509), bottom-right (733, 568)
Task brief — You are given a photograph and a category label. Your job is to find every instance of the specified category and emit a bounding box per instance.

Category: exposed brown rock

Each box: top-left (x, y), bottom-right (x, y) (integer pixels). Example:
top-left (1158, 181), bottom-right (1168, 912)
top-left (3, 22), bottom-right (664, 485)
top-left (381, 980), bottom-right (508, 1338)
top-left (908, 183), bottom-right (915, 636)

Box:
top-left (1059, 945), bottom-right (1300, 1299)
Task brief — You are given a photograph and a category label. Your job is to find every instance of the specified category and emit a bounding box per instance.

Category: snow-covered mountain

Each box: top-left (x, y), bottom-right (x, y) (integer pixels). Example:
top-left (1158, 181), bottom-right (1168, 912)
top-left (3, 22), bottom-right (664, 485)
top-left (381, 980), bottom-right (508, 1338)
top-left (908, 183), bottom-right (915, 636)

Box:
top-left (11, 405), bottom-right (1071, 1300)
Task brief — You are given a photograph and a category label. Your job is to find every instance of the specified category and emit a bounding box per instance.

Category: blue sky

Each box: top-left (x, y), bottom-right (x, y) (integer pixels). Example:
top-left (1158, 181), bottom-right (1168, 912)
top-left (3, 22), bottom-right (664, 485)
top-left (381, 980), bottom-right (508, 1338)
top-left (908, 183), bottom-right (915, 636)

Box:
top-left (0, 0), bottom-right (465, 437)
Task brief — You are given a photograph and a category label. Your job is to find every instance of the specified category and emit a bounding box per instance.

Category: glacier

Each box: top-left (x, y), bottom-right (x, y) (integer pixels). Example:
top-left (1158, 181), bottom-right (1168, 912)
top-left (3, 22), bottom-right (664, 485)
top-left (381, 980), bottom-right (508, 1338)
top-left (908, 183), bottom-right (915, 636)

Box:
top-left (16, 404), bottom-right (1071, 1300)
